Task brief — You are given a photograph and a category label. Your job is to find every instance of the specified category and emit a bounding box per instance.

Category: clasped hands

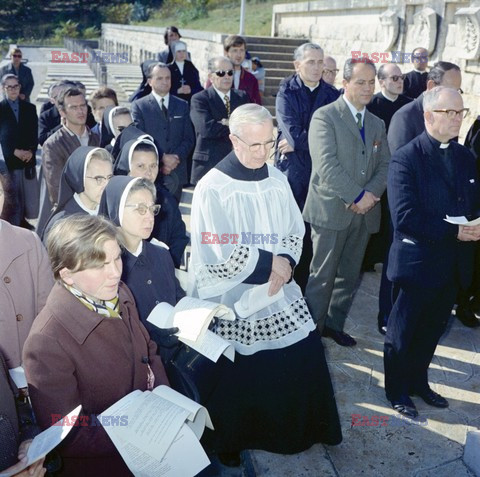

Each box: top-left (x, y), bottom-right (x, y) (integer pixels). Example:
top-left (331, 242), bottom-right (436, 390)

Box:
top-left (161, 153), bottom-right (180, 175)
top-left (268, 255), bottom-right (292, 296)
top-left (349, 191), bottom-right (380, 215)
top-left (457, 224), bottom-right (480, 241)
top-left (14, 149), bottom-right (33, 163)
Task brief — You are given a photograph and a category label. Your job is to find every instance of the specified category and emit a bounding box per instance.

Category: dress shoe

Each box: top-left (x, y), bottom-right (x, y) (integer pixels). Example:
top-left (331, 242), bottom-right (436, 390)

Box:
top-left (217, 452), bottom-right (242, 467)
top-left (390, 396), bottom-right (418, 418)
top-left (322, 327), bottom-right (357, 346)
top-left (377, 312), bottom-right (387, 335)
top-left (412, 388), bottom-right (449, 408)
top-left (456, 306), bottom-right (480, 328)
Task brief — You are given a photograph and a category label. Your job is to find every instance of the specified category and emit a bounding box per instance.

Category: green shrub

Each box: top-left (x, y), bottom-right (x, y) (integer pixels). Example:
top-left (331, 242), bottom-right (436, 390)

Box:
top-left (53, 20), bottom-right (80, 42)
top-left (100, 3), bottom-right (134, 24)
top-left (83, 26), bottom-right (100, 39)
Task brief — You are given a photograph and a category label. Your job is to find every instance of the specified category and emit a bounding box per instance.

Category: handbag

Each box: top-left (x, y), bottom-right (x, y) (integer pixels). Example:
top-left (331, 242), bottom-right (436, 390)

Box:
top-left (22, 164), bottom-right (40, 220)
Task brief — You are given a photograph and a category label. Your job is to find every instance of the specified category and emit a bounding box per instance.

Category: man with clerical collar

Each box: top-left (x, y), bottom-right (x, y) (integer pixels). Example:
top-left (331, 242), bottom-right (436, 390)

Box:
top-left (190, 56), bottom-right (248, 184)
top-left (0, 48), bottom-right (34, 102)
top-left (384, 86), bottom-right (480, 418)
top-left (303, 58), bottom-right (390, 347)
top-left (403, 47), bottom-right (429, 99)
top-left (274, 43), bottom-right (340, 291)
top-left (42, 87), bottom-right (99, 205)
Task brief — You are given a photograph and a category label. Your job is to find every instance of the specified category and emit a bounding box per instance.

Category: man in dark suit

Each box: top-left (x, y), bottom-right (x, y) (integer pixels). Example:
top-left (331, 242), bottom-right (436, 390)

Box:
top-left (403, 47), bottom-right (429, 99)
top-left (0, 74), bottom-right (38, 225)
top-left (190, 56), bottom-right (248, 185)
top-left (384, 87), bottom-right (480, 418)
top-left (131, 62), bottom-right (195, 201)
top-left (274, 42), bottom-right (339, 292)
top-left (0, 48), bottom-right (34, 102)
top-left (303, 59), bottom-right (390, 347)
top-left (388, 61), bottom-right (461, 153)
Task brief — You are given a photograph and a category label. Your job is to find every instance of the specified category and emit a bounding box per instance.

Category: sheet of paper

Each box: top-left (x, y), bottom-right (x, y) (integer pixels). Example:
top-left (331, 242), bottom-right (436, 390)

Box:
top-left (444, 215), bottom-right (480, 226)
top-left (147, 302), bottom-right (175, 329)
top-left (8, 366), bottom-right (27, 389)
top-left (0, 405), bottom-right (81, 477)
top-left (182, 329), bottom-right (235, 363)
top-left (234, 282), bottom-right (285, 318)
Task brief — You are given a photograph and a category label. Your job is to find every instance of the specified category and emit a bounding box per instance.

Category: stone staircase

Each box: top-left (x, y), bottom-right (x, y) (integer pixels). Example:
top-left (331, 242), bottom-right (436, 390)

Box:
top-left (106, 63), bottom-right (142, 103)
top-left (244, 35), bottom-right (305, 117)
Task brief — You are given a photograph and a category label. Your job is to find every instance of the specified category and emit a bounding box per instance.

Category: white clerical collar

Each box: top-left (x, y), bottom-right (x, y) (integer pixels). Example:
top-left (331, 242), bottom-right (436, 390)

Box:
top-left (214, 87), bottom-right (230, 103)
top-left (413, 68), bottom-right (427, 74)
top-left (301, 78), bottom-right (319, 91)
top-left (342, 95), bottom-right (365, 123)
top-left (152, 90), bottom-right (169, 109)
top-left (440, 142), bottom-right (450, 149)
top-left (381, 91), bottom-right (398, 102)
top-left (73, 193), bottom-right (99, 215)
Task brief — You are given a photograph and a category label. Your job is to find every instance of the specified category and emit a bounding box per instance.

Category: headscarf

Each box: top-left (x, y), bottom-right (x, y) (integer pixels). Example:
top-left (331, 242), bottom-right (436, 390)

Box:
top-left (114, 138), bottom-right (159, 176)
top-left (111, 124), bottom-right (154, 162)
top-left (100, 105), bottom-right (117, 147)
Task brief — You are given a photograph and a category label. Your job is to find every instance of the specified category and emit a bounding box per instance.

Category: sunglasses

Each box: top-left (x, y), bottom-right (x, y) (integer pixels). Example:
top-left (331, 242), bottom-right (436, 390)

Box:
top-left (215, 70), bottom-right (234, 77)
top-left (12, 54), bottom-right (22, 58)
top-left (388, 75), bottom-right (406, 82)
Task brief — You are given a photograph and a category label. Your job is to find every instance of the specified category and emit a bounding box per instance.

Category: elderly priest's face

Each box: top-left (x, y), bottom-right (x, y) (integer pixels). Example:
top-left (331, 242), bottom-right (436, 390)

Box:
top-left (231, 120), bottom-right (274, 170)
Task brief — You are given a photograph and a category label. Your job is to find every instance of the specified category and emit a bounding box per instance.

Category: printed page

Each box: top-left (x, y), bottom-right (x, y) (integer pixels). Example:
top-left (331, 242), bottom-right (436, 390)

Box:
top-left (234, 282), bottom-right (285, 318)
top-left (182, 329), bottom-right (235, 363)
top-left (0, 405), bottom-right (81, 477)
top-left (147, 302), bottom-right (175, 329)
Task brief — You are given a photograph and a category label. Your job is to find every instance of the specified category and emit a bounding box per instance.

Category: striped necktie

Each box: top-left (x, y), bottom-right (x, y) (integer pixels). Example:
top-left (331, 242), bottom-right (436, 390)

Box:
top-left (224, 95), bottom-right (231, 118)
top-left (356, 112), bottom-right (363, 129)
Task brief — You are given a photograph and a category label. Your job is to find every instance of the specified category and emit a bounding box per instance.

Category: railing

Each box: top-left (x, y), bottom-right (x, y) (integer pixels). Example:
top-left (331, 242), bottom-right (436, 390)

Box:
top-left (63, 37), bottom-right (107, 86)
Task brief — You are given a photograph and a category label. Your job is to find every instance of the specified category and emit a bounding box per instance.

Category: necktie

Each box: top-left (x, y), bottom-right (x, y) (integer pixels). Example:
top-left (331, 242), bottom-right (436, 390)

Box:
top-left (356, 112), bottom-right (363, 129)
top-left (161, 98), bottom-right (168, 119)
top-left (224, 95), bottom-right (231, 118)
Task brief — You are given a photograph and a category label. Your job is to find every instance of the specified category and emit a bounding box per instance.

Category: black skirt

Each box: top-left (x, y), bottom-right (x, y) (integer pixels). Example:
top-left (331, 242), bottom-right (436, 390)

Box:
top-left (201, 329), bottom-right (342, 454)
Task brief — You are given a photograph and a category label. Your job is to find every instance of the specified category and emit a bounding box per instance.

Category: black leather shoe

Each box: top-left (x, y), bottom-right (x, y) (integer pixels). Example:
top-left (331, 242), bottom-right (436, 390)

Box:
top-left (377, 312), bottom-right (387, 335)
top-left (322, 327), bottom-right (357, 346)
top-left (390, 396), bottom-right (418, 418)
top-left (456, 306), bottom-right (480, 328)
top-left (218, 452), bottom-right (241, 467)
top-left (413, 388), bottom-right (449, 408)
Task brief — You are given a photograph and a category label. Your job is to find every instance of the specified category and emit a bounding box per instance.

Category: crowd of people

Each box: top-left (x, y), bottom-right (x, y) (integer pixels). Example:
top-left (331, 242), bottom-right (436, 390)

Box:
top-left (0, 27), bottom-right (479, 476)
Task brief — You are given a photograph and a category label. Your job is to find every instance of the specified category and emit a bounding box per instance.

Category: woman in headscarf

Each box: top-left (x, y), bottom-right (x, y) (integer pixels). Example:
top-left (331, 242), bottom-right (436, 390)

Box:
top-left (115, 138), bottom-right (188, 267)
top-left (99, 175), bottom-right (184, 350)
top-left (41, 147), bottom-right (113, 240)
top-left (168, 40), bottom-right (203, 104)
top-left (100, 106), bottom-right (133, 150)
top-left (23, 214), bottom-right (170, 477)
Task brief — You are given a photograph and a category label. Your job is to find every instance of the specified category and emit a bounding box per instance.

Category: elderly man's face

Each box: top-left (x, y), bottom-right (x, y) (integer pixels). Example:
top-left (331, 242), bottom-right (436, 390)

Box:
top-left (322, 57), bottom-right (338, 86)
top-left (380, 64), bottom-right (404, 96)
top-left (425, 90), bottom-right (465, 142)
top-left (295, 48), bottom-right (324, 87)
top-left (230, 120), bottom-right (274, 170)
top-left (209, 59), bottom-right (234, 94)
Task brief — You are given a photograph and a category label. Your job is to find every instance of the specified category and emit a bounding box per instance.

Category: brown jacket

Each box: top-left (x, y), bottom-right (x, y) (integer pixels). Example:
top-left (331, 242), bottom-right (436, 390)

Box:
top-left (23, 281), bottom-right (169, 477)
top-left (41, 126), bottom-right (99, 203)
top-left (0, 220), bottom-right (53, 369)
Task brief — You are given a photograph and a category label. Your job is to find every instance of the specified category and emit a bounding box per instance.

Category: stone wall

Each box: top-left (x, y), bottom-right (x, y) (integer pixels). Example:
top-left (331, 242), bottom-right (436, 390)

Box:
top-left (272, 0), bottom-right (480, 137)
top-left (101, 24), bottom-right (226, 85)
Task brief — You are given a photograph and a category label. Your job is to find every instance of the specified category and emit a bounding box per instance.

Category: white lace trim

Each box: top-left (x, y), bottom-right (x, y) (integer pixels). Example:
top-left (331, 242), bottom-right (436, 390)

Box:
top-left (196, 244), bottom-right (250, 289)
top-left (215, 298), bottom-right (312, 346)
top-left (280, 234), bottom-right (302, 257)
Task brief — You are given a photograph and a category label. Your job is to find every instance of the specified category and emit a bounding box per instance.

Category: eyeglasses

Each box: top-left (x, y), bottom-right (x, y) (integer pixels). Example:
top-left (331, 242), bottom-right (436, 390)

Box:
top-left (5, 84), bottom-right (20, 90)
top-left (65, 103), bottom-right (88, 111)
top-left (215, 70), bottom-right (234, 77)
top-left (12, 54), bottom-right (22, 58)
top-left (323, 68), bottom-right (339, 75)
top-left (124, 203), bottom-right (161, 216)
top-left (432, 108), bottom-right (470, 119)
top-left (234, 134), bottom-right (275, 153)
top-left (388, 75), bottom-right (406, 82)
top-left (85, 174), bottom-right (113, 185)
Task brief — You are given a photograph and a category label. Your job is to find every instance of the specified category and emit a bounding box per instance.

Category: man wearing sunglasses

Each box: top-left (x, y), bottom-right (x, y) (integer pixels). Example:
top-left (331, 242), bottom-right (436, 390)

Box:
top-left (0, 48), bottom-right (34, 102)
top-left (403, 47), bottom-right (429, 99)
top-left (190, 56), bottom-right (248, 184)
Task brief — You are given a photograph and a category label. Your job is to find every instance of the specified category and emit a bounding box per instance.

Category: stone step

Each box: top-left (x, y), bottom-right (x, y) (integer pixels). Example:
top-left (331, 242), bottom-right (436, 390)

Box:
top-left (265, 76), bottom-right (288, 86)
top-left (248, 51), bottom-right (293, 61)
top-left (243, 36), bottom-right (305, 47)
top-left (265, 67), bottom-right (293, 77)
top-left (258, 59), bottom-right (293, 68)
top-left (248, 43), bottom-right (298, 54)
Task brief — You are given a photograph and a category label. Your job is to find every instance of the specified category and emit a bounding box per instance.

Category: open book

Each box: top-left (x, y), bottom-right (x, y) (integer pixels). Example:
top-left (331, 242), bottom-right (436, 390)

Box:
top-left (0, 405), bottom-right (81, 477)
top-left (99, 386), bottom-right (212, 477)
top-left (147, 297), bottom-right (235, 363)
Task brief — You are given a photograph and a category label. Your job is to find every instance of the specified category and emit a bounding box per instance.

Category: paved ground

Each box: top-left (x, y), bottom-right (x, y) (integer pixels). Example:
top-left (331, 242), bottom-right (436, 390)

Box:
top-left (198, 266), bottom-right (480, 476)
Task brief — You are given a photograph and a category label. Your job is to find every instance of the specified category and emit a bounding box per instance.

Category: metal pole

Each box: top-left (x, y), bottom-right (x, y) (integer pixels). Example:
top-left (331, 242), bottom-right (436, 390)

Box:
top-left (239, 0), bottom-right (246, 35)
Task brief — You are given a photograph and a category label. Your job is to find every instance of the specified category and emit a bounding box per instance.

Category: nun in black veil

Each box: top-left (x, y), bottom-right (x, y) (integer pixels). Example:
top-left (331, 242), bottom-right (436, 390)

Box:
top-left (41, 147), bottom-right (113, 240)
top-left (115, 137), bottom-right (188, 267)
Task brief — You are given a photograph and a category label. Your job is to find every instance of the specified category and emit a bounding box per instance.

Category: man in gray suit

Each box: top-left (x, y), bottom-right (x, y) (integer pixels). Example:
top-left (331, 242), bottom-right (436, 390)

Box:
top-left (303, 58), bottom-right (390, 346)
top-left (131, 62), bottom-right (195, 201)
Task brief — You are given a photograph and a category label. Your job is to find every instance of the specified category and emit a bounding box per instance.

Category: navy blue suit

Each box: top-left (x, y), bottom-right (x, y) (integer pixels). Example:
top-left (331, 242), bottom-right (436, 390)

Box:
top-left (384, 132), bottom-right (480, 400)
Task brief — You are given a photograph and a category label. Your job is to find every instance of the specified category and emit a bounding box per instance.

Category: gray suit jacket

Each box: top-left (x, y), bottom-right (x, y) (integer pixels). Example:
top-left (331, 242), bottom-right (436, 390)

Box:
top-left (131, 93), bottom-right (195, 186)
top-left (303, 96), bottom-right (390, 233)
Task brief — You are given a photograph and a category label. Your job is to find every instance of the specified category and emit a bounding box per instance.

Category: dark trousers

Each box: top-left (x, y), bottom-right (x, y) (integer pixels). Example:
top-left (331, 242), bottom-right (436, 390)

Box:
top-left (383, 280), bottom-right (458, 401)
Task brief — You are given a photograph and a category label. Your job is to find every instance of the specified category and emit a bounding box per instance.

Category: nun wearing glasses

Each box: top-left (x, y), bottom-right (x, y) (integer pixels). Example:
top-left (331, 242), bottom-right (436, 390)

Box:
top-left (41, 147), bottom-right (113, 240)
top-left (114, 137), bottom-right (188, 267)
